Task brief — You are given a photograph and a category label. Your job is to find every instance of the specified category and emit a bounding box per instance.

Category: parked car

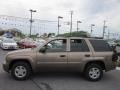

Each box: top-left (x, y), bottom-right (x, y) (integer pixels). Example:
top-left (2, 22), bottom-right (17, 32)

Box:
top-left (19, 40), bottom-right (36, 49)
top-left (1, 38), bottom-right (18, 50)
top-left (35, 38), bottom-right (46, 46)
top-left (18, 38), bottom-right (36, 49)
top-left (107, 40), bottom-right (117, 47)
top-left (116, 42), bottom-right (120, 46)
top-left (3, 37), bottom-right (117, 81)
top-left (0, 36), bottom-right (2, 47)
top-left (0, 40), bottom-right (2, 47)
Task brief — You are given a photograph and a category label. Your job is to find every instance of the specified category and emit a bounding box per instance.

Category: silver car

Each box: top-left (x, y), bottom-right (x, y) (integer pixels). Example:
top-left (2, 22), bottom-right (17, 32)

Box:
top-left (1, 38), bottom-right (18, 49)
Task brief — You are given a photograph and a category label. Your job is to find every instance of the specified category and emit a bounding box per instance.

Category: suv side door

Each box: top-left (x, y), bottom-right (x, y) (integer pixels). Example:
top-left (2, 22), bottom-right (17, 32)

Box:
top-left (67, 39), bottom-right (93, 71)
top-left (36, 39), bottom-right (68, 70)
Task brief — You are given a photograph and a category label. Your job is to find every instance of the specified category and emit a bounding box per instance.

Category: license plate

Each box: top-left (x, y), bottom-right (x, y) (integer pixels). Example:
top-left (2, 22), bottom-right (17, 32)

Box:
top-left (9, 46), bottom-right (14, 49)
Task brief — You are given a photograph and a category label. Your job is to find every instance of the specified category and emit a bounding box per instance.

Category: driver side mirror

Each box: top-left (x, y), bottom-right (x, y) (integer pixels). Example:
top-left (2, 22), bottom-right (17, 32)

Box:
top-left (39, 46), bottom-right (46, 53)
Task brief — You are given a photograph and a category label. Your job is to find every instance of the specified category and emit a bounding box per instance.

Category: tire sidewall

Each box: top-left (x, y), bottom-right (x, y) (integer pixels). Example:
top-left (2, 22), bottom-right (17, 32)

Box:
top-left (84, 64), bottom-right (103, 81)
top-left (11, 62), bottom-right (32, 80)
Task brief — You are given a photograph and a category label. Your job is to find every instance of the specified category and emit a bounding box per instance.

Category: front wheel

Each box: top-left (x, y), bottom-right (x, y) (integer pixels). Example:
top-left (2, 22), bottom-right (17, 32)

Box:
top-left (84, 63), bottom-right (103, 81)
top-left (11, 62), bottom-right (32, 80)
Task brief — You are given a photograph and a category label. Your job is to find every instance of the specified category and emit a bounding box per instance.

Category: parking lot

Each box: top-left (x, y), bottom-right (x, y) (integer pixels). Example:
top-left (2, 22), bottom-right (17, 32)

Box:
top-left (0, 49), bottom-right (120, 90)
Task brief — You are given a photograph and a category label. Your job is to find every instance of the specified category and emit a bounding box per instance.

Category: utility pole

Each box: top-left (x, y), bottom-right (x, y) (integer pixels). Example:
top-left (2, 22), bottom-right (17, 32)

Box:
top-left (108, 29), bottom-right (110, 40)
top-left (77, 21), bottom-right (82, 32)
top-left (91, 24), bottom-right (95, 36)
top-left (29, 9), bottom-right (36, 38)
top-left (70, 11), bottom-right (73, 36)
top-left (57, 16), bottom-right (63, 36)
top-left (103, 20), bottom-right (107, 39)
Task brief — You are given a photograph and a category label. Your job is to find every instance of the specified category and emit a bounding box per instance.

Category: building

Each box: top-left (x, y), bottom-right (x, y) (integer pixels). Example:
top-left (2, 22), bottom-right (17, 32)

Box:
top-left (0, 28), bottom-right (24, 37)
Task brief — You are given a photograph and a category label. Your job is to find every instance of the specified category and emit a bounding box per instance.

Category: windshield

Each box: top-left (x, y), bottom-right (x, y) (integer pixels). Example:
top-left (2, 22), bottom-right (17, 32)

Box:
top-left (3, 39), bottom-right (15, 43)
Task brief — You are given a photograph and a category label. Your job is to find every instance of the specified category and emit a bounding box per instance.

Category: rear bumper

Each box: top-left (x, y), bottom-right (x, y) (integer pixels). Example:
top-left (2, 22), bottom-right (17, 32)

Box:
top-left (105, 62), bottom-right (117, 71)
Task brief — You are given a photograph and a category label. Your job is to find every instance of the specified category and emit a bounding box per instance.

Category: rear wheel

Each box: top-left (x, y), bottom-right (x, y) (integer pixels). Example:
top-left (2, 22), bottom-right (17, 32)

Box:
top-left (11, 62), bottom-right (32, 80)
top-left (84, 63), bottom-right (103, 81)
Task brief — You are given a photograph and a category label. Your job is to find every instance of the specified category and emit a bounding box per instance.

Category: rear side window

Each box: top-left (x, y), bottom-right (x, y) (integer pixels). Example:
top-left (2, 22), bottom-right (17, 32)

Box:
top-left (70, 39), bottom-right (89, 52)
top-left (89, 40), bottom-right (112, 52)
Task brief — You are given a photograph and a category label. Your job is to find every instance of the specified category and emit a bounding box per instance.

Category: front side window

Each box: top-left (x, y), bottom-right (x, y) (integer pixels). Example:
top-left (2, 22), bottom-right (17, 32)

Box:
top-left (70, 39), bottom-right (89, 52)
top-left (46, 39), bottom-right (66, 52)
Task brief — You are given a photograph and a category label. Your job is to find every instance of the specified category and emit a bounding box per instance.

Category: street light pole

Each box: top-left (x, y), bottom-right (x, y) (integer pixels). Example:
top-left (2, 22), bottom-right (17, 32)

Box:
top-left (29, 9), bottom-right (36, 38)
top-left (108, 29), bottom-right (110, 40)
top-left (57, 16), bottom-right (63, 36)
top-left (77, 21), bottom-right (82, 32)
top-left (70, 11), bottom-right (73, 36)
top-left (30, 10), bottom-right (32, 38)
top-left (103, 20), bottom-right (107, 39)
top-left (91, 24), bottom-right (95, 35)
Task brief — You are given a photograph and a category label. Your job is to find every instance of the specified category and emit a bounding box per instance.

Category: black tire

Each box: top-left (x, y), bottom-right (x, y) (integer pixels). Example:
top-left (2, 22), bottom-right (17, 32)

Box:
top-left (11, 62), bottom-right (32, 81)
top-left (84, 63), bottom-right (103, 81)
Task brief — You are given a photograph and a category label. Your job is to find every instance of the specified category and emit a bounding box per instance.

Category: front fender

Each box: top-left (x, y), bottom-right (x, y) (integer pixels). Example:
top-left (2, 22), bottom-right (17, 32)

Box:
top-left (7, 55), bottom-right (36, 72)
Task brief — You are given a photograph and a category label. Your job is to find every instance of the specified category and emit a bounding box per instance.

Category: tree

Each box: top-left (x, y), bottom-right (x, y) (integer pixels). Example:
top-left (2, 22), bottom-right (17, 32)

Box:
top-left (48, 33), bottom-right (55, 37)
top-left (58, 31), bottom-right (90, 37)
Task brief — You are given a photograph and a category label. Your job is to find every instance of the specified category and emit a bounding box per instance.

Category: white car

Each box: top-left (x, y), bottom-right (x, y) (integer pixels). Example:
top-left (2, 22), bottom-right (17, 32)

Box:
top-left (0, 39), bottom-right (2, 47)
top-left (107, 41), bottom-right (117, 46)
top-left (35, 38), bottom-right (46, 46)
top-left (0, 36), bottom-right (3, 47)
top-left (1, 38), bottom-right (18, 50)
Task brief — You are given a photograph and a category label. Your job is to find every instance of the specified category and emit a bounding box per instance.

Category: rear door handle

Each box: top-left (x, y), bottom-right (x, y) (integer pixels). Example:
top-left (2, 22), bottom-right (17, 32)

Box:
top-left (60, 55), bottom-right (66, 57)
top-left (85, 54), bottom-right (90, 57)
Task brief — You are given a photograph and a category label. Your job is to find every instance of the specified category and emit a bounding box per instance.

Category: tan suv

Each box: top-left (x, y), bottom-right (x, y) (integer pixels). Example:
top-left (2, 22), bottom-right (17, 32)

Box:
top-left (3, 37), bottom-right (117, 81)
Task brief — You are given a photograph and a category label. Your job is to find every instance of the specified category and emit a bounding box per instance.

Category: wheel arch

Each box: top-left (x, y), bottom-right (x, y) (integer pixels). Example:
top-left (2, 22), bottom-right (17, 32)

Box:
top-left (9, 59), bottom-right (33, 72)
top-left (84, 60), bottom-right (106, 71)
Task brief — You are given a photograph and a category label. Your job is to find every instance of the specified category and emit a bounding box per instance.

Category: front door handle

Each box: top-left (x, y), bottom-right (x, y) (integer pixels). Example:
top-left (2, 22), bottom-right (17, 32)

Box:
top-left (85, 54), bottom-right (90, 57)
top-left (60, 55), bottom-right (66, 57)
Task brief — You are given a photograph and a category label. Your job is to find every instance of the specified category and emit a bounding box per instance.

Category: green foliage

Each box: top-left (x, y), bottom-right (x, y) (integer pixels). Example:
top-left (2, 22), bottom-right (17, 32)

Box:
top-left (58, 31), bottom-right (90, 37)
top-left (48, 33), bottom-right (55, 37)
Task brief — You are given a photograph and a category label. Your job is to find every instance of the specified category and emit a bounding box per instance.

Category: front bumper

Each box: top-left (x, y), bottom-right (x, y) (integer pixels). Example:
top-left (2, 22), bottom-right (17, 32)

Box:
top-left (2, 46), bottom-right (18, 50)
top-left (2, 63), bottom-right (9, 73)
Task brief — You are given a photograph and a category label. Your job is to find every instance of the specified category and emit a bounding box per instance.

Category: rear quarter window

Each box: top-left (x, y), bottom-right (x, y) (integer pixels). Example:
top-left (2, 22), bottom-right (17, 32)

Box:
top-left (89, 40), bottom-right (112, 52)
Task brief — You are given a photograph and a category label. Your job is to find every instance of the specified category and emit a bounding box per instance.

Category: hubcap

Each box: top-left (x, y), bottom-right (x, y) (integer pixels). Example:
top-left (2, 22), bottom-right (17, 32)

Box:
top-left (14, 66), bottom-right (27, 78)
top-left (89, 67), bottom-right (100, 79)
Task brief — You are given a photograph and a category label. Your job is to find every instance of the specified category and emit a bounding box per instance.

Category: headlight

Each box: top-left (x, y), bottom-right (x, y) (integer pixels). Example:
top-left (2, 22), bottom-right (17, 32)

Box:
top-left (4, 54), bottom-right (10, 64)
top-left (3, 60), bottom-right (6, 64)
top-left (5, 54), bottom-right (9, 61)
top-left (4, 45), bottom-right (8, 47)
top-left (3, 44), bottom-right (8, 47)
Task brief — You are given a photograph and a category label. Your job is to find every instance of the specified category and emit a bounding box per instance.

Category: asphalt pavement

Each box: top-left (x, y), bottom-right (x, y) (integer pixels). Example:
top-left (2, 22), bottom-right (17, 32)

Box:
top-left (0, 49), bottom-right (120, 90)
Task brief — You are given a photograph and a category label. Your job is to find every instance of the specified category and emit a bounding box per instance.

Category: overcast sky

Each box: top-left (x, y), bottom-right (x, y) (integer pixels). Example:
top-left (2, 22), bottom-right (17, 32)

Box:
top-left (0, 0), bottom-right (120, 37)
